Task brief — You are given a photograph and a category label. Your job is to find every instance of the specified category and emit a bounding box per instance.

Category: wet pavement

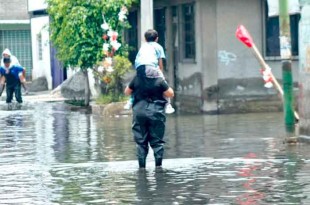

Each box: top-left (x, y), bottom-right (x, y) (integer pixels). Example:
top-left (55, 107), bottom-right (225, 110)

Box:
top-left (0, 101), bottom-right (310, 204)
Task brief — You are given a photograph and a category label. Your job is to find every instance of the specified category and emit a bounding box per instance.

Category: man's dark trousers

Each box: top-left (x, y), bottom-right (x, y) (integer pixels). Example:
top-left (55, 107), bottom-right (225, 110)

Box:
top-left (132, 99), bottom-right (166, 168)
top-left (6, 84), bottom-right (22, 103)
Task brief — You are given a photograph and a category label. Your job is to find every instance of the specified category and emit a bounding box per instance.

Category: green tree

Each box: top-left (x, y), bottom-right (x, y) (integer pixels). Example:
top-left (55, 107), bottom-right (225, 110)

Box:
top-left (47, 0), bottom-right (137, 106)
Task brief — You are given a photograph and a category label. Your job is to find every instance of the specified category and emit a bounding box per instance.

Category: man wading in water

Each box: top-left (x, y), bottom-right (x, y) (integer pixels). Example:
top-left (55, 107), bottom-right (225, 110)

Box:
top-left (124, 65), bottom-right (174, 168)
top-left (0, 56), bottom-right (25, 110)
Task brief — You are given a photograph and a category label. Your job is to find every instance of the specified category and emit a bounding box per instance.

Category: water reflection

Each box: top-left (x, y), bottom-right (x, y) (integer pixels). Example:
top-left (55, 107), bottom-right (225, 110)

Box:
top-left (235, 153), bottom-right (265, 205)
top-left (135, 168), bottom-right (212, 204)
top-left (52, 105), bottom-right (70, 162)
top-left (51, 105), bottom-right (95, 163)
top-left (2, 114), bottom-right (24, 144)
top-left (0, 102), bottom-right (310, 204)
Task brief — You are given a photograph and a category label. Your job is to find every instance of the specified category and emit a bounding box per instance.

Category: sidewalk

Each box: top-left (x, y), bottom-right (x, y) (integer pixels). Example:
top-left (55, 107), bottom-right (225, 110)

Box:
top-left (23, 90), bottom-right (66, 102)
top-left (4, 90), bottom-right (131, 117)
top-left (0, 90), bottom-right (66, 103)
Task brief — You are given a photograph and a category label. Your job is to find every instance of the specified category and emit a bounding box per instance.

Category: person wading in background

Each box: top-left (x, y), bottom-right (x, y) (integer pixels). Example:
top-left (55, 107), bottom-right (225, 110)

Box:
top-left (1, 48), bottom-right (29, 94)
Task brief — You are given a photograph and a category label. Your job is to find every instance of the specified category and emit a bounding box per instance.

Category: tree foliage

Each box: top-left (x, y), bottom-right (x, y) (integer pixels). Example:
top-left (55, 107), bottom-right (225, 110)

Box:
top-left (47, 0), bottom-right (138, 105)
top-left (99, 55), bottom-right (132, 101)
top-left (47, 0), bottom-right (137, 69)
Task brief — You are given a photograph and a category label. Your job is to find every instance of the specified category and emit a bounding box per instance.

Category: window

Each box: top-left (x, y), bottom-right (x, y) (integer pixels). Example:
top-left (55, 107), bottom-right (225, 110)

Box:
top-left (171, 3), bottom-right (196, 62)
top-left (265, 1), bottom-right (300, 57)
top-left (0, 29), bottom-right (32, 80)
top-left (181, 3), bottom-right (196, 60)
top-left (37, 33), bottom-right (43, 60)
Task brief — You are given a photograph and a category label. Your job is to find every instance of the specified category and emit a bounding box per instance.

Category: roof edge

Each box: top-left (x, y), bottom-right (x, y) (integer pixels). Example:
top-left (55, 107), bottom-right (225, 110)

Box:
top-left (0, 20), bottom-right (30, 24)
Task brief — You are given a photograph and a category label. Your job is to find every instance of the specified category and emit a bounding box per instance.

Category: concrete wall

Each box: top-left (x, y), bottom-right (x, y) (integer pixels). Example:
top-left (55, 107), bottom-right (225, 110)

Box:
top-left (213, 0), bottom-right (298, 114)
top-left (199, 0), bottom-right (272, 113)
top-left (298, 4), bottom-right (310, 136)
top-left (0, 0), bottom-right (29, 20)
top-left (214, 0), bottom-right (279, 114)
top-left (199, 0), bottom-right (218, 112)
top-left (153, 0), bottom-right (297, 114)
top-left (216, 0), bottom-right (261, 79)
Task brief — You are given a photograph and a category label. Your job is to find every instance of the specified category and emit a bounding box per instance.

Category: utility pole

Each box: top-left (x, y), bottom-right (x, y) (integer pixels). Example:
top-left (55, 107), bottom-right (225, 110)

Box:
top-left (279, 0), bottom-right (295, 137)
top-left (140, 0), bottom-right (153, 45)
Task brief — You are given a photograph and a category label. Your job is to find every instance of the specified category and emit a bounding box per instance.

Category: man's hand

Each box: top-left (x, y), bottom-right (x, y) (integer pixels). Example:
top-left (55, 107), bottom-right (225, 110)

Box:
top-left (124, 86), bottom-right (132, 96)
top-left (164, 87), bottom-right (174, 98)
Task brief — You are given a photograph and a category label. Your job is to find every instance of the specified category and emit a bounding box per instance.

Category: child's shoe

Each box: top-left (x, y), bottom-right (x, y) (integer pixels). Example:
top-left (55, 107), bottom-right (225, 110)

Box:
top-left (124, 100), bottom-right (133, 110)
top-left (165, 103), bottom-right (175, 114)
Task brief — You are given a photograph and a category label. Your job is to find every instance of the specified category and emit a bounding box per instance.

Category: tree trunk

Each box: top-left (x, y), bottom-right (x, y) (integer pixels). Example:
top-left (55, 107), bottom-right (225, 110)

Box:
top-left (83, 70), bottom-right (90, 106)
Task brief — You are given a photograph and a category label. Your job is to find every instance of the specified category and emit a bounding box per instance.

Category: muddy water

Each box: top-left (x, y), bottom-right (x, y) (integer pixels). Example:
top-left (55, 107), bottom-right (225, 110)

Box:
top-left (0, 102), bottom-right (309, 204)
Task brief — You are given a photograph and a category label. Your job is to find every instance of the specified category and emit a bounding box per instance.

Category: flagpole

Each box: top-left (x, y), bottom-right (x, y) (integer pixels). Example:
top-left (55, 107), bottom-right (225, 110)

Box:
top-left (235, 25), bottom-right (299, 122)
top-left (251, 44), bottom-right (283, 96)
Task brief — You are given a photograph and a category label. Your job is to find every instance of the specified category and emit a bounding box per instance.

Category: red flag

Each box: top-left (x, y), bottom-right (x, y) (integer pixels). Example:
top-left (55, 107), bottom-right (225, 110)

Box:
top-left (236, 25), bottom-right (254, 48)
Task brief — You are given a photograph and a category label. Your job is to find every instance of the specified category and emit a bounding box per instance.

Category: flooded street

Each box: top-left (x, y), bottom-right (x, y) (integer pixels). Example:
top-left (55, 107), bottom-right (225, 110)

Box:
top-left (1, 102), bottom-right (310, 204)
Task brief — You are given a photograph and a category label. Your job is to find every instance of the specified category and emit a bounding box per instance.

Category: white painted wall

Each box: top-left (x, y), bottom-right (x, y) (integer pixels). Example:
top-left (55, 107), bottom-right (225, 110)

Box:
top-left (30, 16), bottom-right (52, 89)
top-left (28, 0), bottom-right (47, 12)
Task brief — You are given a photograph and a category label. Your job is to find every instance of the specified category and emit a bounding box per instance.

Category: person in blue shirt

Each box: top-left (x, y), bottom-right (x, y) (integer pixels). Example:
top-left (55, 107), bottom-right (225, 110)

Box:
top-left (0, 57), bottom-right (25, 109)
top-left (1, 48), bottom-right (29, 94)
top-left (124, 29), bottom-right (175, 114)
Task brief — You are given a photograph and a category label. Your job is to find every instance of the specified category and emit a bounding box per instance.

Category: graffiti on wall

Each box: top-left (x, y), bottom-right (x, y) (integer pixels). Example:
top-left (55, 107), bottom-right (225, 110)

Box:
top-left (218, 50), bottom-right (237, 65)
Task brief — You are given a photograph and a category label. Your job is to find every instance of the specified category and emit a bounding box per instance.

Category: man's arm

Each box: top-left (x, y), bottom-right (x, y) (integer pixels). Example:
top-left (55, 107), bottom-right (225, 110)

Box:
top-left (125, 76), bottom-right (136, 95)
top-left (18, 67), bottom-right (26, 83)
top-left (158, 58), bottom-right (164, 72)
top-left (0, 76), bottom-right (5, 96)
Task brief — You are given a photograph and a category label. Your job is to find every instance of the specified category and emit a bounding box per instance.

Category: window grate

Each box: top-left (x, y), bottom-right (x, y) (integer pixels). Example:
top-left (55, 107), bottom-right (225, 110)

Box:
top-left (0, 30), bottom-right (33, 80)
top-left (264, 1), bottom-right (300, 57)
top-left (182, 4), bottom-right (195, 60)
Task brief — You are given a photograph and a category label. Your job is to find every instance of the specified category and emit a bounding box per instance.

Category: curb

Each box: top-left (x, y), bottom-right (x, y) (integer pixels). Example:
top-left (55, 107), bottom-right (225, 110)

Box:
top-left (298, 135), bottom-right (310, 143)
top-left (91, 101), bottom-right (132, 117)
top-left (1, 91), bottom-right (132, 117)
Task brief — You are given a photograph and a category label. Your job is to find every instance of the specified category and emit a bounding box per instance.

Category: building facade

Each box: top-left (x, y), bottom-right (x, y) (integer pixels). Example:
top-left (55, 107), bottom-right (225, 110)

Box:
top-left (28, 0), bottom-right (67, 90)
top-left (135, 0), bottom-right (301, 114)
top-left (0, 0), bottom-right (32, 79)
top-left (10, 0), bottom-right (301, 114)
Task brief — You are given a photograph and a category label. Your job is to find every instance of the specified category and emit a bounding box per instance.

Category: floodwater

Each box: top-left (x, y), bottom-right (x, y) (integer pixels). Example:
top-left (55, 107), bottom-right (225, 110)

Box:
top-left (0, 102), bottom-right (310, 204)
